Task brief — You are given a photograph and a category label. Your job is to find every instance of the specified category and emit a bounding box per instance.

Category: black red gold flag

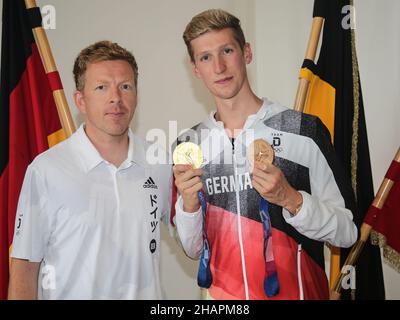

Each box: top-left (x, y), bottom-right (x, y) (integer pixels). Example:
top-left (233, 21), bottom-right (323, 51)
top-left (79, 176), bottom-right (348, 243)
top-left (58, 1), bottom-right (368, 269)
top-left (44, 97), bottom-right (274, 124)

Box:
top-left (299, 0), bottom-right (385, 299)
top-left (0, 0), bottom-right (65, 299)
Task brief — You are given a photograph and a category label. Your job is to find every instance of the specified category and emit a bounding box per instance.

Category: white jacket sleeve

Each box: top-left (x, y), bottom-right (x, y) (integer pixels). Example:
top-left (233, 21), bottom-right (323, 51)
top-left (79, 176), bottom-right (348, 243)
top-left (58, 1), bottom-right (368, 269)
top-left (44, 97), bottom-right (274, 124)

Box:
top-left (282, 191), bottom-right (357, 248)
top-left (281, 127), bottom-right (358, 248)
top-left (175, 196), bottom-right (204, 259)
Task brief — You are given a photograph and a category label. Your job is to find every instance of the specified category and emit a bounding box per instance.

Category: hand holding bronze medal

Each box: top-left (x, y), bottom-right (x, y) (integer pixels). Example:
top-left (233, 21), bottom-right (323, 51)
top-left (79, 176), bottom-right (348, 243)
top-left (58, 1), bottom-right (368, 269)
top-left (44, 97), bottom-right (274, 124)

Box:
top-left (172, 142), bottom-right (212, 289)
top-left (248, 139), bottom-right (275, 171)
top-left (247, 139), bottom-right (280, 297)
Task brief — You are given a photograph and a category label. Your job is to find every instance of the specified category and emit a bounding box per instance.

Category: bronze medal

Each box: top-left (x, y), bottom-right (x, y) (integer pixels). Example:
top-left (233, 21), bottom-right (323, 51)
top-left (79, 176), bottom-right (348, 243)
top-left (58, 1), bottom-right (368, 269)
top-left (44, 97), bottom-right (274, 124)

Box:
top-left (248, 139), bottom-right (275, 169)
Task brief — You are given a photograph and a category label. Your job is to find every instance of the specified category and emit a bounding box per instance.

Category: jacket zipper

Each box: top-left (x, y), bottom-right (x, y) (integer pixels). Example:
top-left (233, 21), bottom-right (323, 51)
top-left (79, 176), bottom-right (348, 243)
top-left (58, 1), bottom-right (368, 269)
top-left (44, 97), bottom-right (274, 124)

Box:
top-left (297, 244), bottom-right (304, 300)
top-left (233, 146), bottom-right (250, 300)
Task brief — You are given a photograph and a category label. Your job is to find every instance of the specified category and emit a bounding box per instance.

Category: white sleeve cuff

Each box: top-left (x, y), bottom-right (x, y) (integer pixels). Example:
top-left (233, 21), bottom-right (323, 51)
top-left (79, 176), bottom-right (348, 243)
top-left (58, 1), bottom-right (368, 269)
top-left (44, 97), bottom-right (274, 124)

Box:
top-left (175, 196), bottom-right (203, 259)
top-left (282, 191), bottom-right (310, 224)
top-left (175, 196), bottom-right (202, 222)
top-left (282, 191), bottom-right (357, 247)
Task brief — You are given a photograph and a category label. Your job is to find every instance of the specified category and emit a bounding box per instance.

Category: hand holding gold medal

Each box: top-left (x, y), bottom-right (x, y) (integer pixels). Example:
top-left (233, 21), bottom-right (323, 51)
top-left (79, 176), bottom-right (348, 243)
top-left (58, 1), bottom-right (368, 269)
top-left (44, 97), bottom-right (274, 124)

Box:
top-left (172, 142), bottom-right (204, 213)
top-left (173, 142), bottom-right (212, 288)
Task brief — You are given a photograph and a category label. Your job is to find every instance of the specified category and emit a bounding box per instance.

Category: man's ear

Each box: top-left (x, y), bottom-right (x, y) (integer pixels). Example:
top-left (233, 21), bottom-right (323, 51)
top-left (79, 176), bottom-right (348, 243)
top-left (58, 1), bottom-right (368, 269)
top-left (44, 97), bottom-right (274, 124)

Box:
top-left (73, 90), bottom-right (86, 114)
top-left (191, 61), bottom-right (201, 79)
top-left (243, 43), bottom-right (253, 65)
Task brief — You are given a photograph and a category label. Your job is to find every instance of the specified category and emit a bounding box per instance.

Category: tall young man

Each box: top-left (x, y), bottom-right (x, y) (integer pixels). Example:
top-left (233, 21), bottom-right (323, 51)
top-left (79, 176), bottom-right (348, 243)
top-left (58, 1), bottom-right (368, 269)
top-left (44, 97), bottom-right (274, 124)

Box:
top-left (174, 9), bottom-right (357, 300)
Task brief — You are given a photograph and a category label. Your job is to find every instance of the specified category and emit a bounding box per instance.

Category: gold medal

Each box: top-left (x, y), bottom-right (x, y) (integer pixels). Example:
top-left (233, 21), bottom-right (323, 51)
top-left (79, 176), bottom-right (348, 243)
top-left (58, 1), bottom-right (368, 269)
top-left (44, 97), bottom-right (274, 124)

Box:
top-left (248, 139), bottom-right (275, 168)
top-left (173, 142), bottom-right (203, 169)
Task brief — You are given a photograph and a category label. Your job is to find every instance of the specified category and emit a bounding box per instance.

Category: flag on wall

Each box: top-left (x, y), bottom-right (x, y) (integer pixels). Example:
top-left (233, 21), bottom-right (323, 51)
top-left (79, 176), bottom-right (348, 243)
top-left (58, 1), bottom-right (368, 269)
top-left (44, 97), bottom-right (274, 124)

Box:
top-left (0, 0), bottom-right (65, 299)
top-left (298, 0), bottom-right (385, 299)
top-left (364, 153), bottom-right (400, 273)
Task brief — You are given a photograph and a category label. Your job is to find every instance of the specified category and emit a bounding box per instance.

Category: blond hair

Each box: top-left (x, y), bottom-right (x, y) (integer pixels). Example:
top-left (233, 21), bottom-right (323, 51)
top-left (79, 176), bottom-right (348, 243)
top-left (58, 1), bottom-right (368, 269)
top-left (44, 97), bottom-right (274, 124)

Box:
top-left (73, 40), bottom-right (138, 91)
top-left (183, 9), bottom-right (246, 62)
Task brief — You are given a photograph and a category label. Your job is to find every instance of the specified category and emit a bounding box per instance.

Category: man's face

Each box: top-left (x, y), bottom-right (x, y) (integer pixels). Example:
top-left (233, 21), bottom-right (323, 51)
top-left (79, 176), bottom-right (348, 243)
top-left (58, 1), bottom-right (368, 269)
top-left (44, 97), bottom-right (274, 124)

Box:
top-left (74, 60), bottom-right (137, 139)
top-left (190, 28), bottom-right (252, 100)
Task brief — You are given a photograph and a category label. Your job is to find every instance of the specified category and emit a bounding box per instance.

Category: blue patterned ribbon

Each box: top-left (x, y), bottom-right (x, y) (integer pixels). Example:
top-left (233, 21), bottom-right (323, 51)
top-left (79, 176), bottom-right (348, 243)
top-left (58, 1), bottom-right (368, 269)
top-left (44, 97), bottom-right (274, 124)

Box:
top-left (197, 191), bottom-right (212, 288)
top-left (260, 198), bottom-right (279, 297)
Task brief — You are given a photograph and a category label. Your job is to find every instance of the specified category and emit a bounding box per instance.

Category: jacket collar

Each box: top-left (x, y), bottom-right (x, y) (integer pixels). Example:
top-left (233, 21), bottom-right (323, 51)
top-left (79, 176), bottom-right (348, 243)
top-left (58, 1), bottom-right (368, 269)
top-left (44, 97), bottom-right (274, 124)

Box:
top-left (207, 98), bottom-right (272, 130)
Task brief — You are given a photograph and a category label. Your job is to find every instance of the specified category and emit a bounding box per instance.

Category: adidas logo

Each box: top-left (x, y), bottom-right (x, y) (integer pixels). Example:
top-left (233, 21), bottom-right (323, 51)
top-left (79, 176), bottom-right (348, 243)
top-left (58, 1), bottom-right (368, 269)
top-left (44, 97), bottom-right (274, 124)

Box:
top-left (143, 177), bottom-right (158, 189)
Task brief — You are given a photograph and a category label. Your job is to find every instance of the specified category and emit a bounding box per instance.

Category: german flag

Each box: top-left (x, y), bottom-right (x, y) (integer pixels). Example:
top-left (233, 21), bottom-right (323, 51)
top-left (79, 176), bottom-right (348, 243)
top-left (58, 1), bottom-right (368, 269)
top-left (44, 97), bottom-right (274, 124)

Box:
top-left (299, 0), bottom-right (385, 299)
top-left (0, 0), bottom-right (65, 299)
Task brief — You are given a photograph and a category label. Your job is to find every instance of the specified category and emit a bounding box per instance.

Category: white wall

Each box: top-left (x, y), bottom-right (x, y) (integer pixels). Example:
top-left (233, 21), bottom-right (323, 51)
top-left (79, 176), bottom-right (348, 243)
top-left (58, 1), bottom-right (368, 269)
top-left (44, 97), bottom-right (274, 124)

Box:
top-left (1, 0), bottom-right (399, 299)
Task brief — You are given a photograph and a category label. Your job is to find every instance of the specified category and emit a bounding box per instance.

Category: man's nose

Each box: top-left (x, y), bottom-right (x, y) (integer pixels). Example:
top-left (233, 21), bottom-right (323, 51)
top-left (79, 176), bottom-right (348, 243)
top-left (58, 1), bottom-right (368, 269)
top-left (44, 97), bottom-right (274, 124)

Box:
top-left (109, 86), bottom-right (122, 104)
top-left (214, 56), bottom-right (226, 74)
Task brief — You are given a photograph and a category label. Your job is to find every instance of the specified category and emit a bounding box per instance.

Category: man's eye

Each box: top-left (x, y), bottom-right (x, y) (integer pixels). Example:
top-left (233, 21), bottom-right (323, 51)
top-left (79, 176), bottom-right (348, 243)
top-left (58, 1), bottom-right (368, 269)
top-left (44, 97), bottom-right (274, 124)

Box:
top-left (95, 85), bottom-right (105, 91)
top-left (223, 48), bottom-right (233, 54)
top-left (200, 55), bottom-right (210, 62)
top-left (121, 84), bottom-right (133, 90)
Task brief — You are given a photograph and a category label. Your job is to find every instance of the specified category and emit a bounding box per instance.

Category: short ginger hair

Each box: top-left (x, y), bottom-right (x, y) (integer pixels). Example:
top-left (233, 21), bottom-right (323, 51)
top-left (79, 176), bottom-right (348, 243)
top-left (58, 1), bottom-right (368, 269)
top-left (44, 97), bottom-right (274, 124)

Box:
top-left (73, 40), bottom-right (138, 91)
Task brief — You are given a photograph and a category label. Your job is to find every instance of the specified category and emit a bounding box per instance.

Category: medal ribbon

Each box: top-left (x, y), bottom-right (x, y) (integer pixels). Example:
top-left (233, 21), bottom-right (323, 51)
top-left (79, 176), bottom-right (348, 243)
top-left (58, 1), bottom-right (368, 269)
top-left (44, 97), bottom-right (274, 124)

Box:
top-left (260, 198), bottom-right (279, 297)
top-left (177, 147), bottom-right (212, 288)
top-left (197, 190), bottom-right (213, 288)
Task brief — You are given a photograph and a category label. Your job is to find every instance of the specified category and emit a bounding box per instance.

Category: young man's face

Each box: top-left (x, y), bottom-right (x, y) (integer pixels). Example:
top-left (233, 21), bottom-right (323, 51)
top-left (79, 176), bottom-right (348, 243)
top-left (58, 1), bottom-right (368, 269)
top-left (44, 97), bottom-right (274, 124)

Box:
top-left (74, 59), bottom-right (137, 140)
top-left (190, 28), bottom-right (252, 100)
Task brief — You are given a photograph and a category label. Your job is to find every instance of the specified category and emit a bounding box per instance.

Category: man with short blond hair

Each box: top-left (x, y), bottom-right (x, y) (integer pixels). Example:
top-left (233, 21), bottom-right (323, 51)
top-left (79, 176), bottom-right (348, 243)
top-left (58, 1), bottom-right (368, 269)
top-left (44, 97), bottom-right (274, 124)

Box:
top-left (174, 9), bottom-right (358, 300)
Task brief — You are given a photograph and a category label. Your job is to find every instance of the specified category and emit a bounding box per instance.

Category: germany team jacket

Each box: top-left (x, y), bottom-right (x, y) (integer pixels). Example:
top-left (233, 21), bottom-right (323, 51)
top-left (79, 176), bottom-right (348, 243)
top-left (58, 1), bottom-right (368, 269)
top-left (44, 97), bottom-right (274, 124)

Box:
top-left (174, 99), bottom-right (358, 300)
